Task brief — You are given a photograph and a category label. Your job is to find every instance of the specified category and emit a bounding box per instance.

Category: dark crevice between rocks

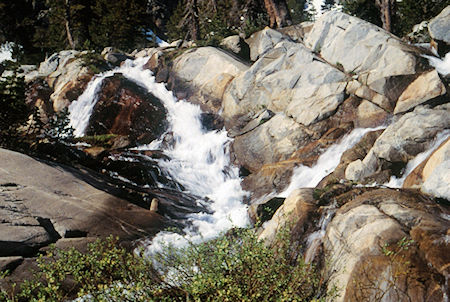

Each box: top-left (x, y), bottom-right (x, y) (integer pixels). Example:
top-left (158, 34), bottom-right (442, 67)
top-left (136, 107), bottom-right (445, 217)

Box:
top-left (36, 217), bottom-right (61, 243)
top-left (64, 230), bottom-right (88, 238)
top-left (0, 257), bottom-right (23, 274)
top-left (0, 183), bottom-right (18, 187)
top-left (256, 197), bottom-right (285, 223)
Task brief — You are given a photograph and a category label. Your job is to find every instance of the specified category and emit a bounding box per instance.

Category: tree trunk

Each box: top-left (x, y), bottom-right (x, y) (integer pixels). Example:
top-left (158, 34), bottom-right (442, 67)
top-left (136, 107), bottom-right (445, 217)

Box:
top-left (64, 0), bottom-right (76, 49)
top-left (182, 0), bottom-right (199, 40)
top-left (263, 0), bottom-right (292, 28)
top-left (375, 0), bottom-right (395, 32)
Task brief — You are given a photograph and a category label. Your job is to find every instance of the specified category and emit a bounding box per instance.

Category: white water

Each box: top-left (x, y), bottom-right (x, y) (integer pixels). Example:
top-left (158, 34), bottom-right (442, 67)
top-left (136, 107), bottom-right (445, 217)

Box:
top-left (280, 126), bottom-right (385, 198)
top-left (69, 71), bottom-right (115, 136)
top-left (304, 205), bottom-right (336, 263)
top-left (68, 57), bottom-right (249, 253)
top-left (424, 52), bottom-right (450, 76)
top-left (384, 130), bottom-right (450, 188)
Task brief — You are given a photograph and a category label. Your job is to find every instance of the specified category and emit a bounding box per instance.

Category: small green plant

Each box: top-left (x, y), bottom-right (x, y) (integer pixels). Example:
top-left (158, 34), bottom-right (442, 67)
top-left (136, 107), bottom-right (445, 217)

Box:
top-left (77, 51), bottom-right (110, 74)
top-left (336, 62), bottom-right (344, 72)
top-left (1, 228), bottom-right (336, 301)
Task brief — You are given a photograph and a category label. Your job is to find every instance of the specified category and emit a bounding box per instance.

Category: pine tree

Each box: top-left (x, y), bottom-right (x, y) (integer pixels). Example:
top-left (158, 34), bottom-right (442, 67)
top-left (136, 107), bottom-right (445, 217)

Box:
top-left (322, 0), bottom-right (335, 11)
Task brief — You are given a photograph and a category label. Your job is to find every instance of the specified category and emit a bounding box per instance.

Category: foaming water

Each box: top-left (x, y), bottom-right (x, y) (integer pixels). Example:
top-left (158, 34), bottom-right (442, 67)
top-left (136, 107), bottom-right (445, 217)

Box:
top-left (69, 70), bottom-right (114, 136)
top-left (304, 205), bottom-right (336, 263)
top-left (423, 52), bottom-right (450, 76)
top-left (384, 130), bottom-right (450, 188)
top-left (68, 57), bottom-right (249, 253)
top-left (280, 126), bottom-right (385, 198)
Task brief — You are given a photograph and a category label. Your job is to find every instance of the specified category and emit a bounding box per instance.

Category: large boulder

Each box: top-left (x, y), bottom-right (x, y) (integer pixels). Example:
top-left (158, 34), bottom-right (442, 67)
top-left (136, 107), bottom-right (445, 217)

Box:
top-left (323, 189), bottom-right (449, 302)
top-left (404, 136), bottom-right (450, 200)
top-left (85, 74), bottom-right (168, 145)
top-left (346, 106), bottom-right (450, 183)
top-left (428, 5), bottom-right (450, 56)
top-left (169, 47), bottom-right (248, 113)
top-left (0, 148), bottom-right (165, 258)
top-left (304, 11), bottom-right (435, 106)
top-left (231, 113), bottom-right (312, 172)
top-left (222, 41), bottom-right (347, 126)
top-left (38, 50), bottom-right (95, 112)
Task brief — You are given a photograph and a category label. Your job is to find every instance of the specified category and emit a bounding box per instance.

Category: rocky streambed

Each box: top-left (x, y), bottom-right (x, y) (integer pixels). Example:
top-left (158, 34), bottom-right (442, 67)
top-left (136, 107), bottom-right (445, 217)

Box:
top-left (1, 7), bottom-right (450, 301)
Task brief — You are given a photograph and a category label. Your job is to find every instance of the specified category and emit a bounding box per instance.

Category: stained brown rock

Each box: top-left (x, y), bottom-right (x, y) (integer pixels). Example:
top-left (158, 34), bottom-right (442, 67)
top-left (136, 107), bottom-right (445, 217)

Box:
top-left (86, 74), bottom-right (167, 145)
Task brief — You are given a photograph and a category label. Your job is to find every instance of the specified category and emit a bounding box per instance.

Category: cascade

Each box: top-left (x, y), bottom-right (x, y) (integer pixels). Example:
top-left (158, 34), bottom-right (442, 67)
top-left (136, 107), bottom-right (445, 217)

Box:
top-left (68, 57), bottom-right (249, 253)
top-left (384, 130), bottom-right (450, 188)
top-left (280, 126), bottom-right (385, 198)
top-left (303, 205), bottom-right (336, 263)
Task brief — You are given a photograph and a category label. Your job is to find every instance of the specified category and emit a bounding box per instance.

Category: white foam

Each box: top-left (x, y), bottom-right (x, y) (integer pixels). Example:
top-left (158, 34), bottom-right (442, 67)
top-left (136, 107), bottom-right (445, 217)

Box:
top-left (280, 126), bottom-right (385, 197)
top-left (384, 130), bottom-right (450, 188)
top-left (423, 52), bottom-right (450, 76)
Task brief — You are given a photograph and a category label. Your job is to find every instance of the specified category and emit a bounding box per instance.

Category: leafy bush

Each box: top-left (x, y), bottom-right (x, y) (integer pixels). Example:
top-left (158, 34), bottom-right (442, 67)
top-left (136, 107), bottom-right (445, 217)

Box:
top-left (1, 229), bottom-right (334, 301)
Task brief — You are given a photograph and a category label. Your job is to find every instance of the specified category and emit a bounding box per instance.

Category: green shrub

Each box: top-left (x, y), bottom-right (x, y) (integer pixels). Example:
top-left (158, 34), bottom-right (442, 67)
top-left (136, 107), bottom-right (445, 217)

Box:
top-left (1, 229), bottom-right (335, 301)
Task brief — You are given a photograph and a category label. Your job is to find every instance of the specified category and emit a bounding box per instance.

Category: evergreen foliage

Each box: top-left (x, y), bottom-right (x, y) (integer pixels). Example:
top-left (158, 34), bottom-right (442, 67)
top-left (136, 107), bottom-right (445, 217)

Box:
top-left (0, 229), bottom-right (335, 301)
top-left (287, 0), bottom-right (310, 24)
top-left (0, 62), bottom-right (27, 133)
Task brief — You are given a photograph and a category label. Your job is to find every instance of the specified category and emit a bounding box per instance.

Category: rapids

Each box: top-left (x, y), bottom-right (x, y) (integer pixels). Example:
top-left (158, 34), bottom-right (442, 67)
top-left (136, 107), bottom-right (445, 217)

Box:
top-left (68, 57), bottom-right (249, 252)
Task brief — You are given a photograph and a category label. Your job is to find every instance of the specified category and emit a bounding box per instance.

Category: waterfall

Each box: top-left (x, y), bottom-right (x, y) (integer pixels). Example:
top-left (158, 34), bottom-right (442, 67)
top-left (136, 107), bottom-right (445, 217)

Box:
top-left (423, 52), bottom-right (450, 76)
top-left (304, 205), bottom-right (336, 263)
top-left (68, 57), bottom-right (249, 253)
top-left (280, 126), bottom-right (385, 198)
top-left (68, 71), bottom-right (114, 136)
top-left (384, 130), bottom-right (450, 188)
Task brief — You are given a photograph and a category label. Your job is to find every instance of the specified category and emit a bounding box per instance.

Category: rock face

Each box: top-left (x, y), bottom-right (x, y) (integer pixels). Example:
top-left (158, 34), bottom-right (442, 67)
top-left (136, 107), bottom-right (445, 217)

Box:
top-left (222, 40), bottom-right (347, 126)
top-left (85, 74), bottom-right (168, 145)
top-left (170, 47), bottom-right (248, 113)
top-left (404, 137), bottom-right (450, 199)
top-left (346, 106), bottom-right (450, 182)
top-left (38, 50), bottom-right (95, 112)
top-left (0, 148), bottom-right (165, 258)
top-left (304, 11), bottom-right (425, 99)
top-left (428, 5), bottom-right (450, 55)
top-left (324, 189), bottom-right (449, 302)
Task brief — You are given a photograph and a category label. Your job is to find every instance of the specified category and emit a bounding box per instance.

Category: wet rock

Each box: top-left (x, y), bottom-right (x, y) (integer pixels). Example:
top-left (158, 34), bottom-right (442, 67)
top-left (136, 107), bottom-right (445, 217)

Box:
top-left (200, 112), bottom-right (224, 131)
top-left (86, 74), bottom-right (168, 145)
top-left (346, 106), bottom-right (450, 182)
top-left (319, 129), bottom-right (384, 188)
